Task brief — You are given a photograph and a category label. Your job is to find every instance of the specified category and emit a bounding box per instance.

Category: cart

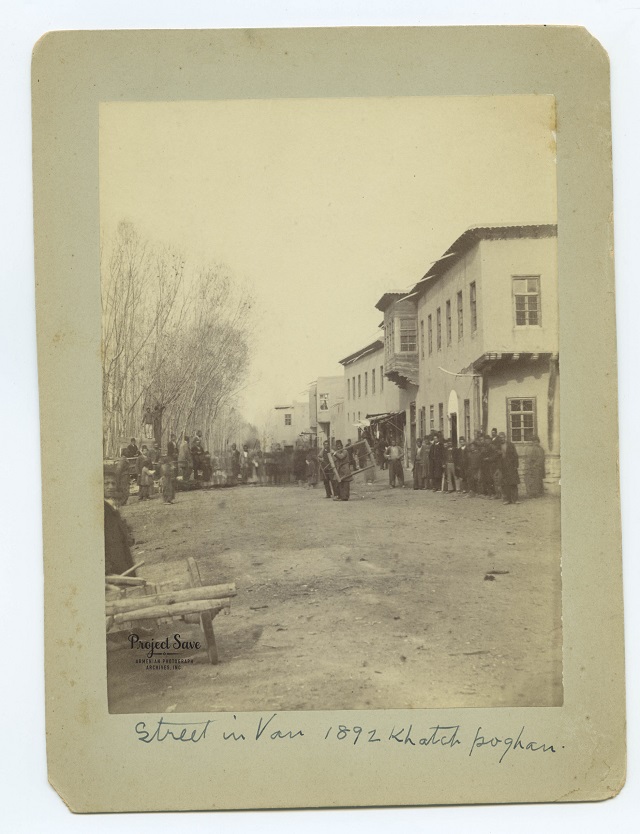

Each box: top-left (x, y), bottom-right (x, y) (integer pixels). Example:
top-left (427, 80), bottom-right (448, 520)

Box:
top-left (105, 557), bottom-right (236, 664)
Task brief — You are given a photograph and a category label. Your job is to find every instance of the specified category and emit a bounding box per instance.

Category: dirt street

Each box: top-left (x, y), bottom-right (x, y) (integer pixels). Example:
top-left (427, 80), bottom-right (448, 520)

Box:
top-left (107, 479), bottom-right (562, 713)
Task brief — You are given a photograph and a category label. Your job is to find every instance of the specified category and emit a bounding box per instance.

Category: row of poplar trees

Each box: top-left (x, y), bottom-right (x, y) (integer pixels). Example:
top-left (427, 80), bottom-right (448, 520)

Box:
top-left (101, 222), bottom-right (253, 458)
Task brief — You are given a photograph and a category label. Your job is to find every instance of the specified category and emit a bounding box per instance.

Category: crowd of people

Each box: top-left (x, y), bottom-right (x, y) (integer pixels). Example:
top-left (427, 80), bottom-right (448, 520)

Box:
top-left (383, 429), bottom-right (545, 503)
top-left (313, 428), bottom-right (546, 505)
top-left (106, 423), bottom-right (545, 510)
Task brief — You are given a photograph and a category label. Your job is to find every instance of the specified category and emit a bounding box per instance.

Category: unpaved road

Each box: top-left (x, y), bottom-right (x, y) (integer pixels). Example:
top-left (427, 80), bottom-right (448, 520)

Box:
top-left (107, 481), bottom-right (562, 713)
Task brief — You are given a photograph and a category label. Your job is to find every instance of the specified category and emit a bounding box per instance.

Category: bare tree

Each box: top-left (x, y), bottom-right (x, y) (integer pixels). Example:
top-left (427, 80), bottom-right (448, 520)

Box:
top-left (101, 222), bottom-right (253, 457)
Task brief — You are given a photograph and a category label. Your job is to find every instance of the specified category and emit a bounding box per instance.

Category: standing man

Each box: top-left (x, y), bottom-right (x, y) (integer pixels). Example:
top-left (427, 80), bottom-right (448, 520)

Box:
top-left (333, 441), bottom-right (352, 501)
top-left (429, 434), bottom-right (444, 491)
top-left (385, 437), bottom-right (405, 488)
top-left (442, 439), bottom-right (457, 493)
top-left (142, 406), bottom-right (154, 439)
top-left (318, 440), bottom-right (336, 499)
top-left (413, 437), bottom-right (428, 490)
top-left (465, 438), bottom-right (481, 496)
top-left (167, 433), bottom-right (178, 460)
top-left (454, 436), bottom-right (468, 493)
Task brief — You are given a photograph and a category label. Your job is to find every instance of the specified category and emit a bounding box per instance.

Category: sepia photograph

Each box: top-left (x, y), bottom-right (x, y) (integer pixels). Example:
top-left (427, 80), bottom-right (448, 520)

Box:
top-left (101, 95), bottom-right (562, 714)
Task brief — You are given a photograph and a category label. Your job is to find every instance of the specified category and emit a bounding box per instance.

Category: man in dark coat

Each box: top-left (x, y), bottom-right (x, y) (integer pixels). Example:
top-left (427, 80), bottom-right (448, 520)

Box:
top-left (104, 501), bottom-right (135, 575)
top-left (333, 440), bottom-right (352, 501)
top-left (429, 434), bottom-right (444, 491)
top-left (124, 438), bottom-right (139, 458)
top-left (318, 440), bottom-right (336, 498)
top-left (499, 432), bottom-right (520, 504)
top-left (465, 439), bottom-right (481, 495)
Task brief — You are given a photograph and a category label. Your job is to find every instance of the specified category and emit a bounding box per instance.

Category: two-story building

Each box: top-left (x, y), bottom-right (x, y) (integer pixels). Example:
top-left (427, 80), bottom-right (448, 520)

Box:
top-left (271, 400), bottom-right (311, 450)
top-left (411, 223), bottom-right (559, 481)
top-left (339, 334), bottom-right (413, 452)
top-left (309, 376), bottom-right (345, 447)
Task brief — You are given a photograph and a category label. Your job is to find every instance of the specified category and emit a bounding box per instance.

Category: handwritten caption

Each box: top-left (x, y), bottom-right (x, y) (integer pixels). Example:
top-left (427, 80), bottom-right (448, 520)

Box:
top-left (134, 714), bottom-right (559, 764)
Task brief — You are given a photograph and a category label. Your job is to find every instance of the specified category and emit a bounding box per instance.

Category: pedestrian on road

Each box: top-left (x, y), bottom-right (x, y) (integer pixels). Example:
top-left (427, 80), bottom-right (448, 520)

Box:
top-left (138, 460), bottom-right (155, 500)
top-left (333, 440), bottom-right (352, 501)
top-left (454, 436), bottom-right (468, 492)
top-left (465, 439), bottom-right (481, 496)
top-left (413, 437), bottom-right (428, 490)
top-left (385, 437), bottom-right (405, 488)
top-left (442, 439), bottom-right (457, 493)
top-left (318, 440), bottom-right (336, 498)
top-left (429, 434), bottom-right (444, 491)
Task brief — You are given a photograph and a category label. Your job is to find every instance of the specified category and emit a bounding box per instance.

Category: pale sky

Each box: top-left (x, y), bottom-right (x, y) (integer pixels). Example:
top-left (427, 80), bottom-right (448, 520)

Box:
top-left (100, 96), bottom-right (557, 425)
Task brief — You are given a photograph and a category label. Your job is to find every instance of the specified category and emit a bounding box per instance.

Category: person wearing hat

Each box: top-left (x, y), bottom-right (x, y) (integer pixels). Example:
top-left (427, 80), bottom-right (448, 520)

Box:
top-left (385, 436), bottom-right (405, 488)
top-left (333, 440), bottom-right (352, 501)
top-left (318, 440), bottom-right (336, 498)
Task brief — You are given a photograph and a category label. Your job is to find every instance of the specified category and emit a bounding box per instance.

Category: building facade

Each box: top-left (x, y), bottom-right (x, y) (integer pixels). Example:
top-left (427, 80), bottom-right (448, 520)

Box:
top-left (339, 338), bottom-right (411, 450)
top-left (412, 224), bottom-right (559, 483)
top-left (309, 376), bottom-right (345, 448)
top-left (271, 400), bottom-right (311, 450)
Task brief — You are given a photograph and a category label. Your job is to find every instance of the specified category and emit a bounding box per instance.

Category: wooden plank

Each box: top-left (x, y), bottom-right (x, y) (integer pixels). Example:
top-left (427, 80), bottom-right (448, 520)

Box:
top-left (106, 583), bottom-right (237, 616)
top-left (111, 597), bottom-right (231, 625)
top-left (105, 575), bottom-right (147, 586)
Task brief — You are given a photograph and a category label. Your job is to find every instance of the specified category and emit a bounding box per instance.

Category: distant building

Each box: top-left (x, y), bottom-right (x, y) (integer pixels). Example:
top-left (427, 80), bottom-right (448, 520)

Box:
top-left (272, 400), bottom-right (310, 450)
top-left (309, 376), bottom-right (344, 448)
top-left (339, 338), bottom-right (407, 446)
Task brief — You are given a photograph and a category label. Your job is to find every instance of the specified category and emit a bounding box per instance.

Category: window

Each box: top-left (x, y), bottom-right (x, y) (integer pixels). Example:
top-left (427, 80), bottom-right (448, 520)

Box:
top-left (427, 314), bottom-right (433, 356)
top-left (400, 317), bottom-right (417, 352)
top-left (364, 372), bottom-right (368, 395)
top-left (508, 398), bottom-right (537, 442)
top-left (429, 405), bottom-right (435, 431)
top-left (357, 375), bottom-right (361, 398)
top-left (420, 320), bottom-right (425, 360)
top-left (470, 282), bottom-right (477, 333)
top-left (380, 365), bottom-right (384, 392)
top-left (372, 368), bottom-right (376, 394)
top-left (419, 406), bottom-right (426, 438)
top-left (513, 276), bottom-right (541, 326)
top-left (457, 291), bottom-right (463, 341)
top-left (446, 300), bottom-right (452, 346)
top-left (463, 399), bottom-right (470, 440)
top-left (358, 411), bottom-right (361, 422)
top-left (353, 377), bottom-right (356, 400)
top-left (284, 414), bottom-right (292, 426)
top-left (385, 320), bottom-right (394, 357)
top-left (438, 403), bottom-right (444, 432)
top-left (436, 308), bottom-right (442, 351)
top-left (347, 378), bottom-right (350, 400)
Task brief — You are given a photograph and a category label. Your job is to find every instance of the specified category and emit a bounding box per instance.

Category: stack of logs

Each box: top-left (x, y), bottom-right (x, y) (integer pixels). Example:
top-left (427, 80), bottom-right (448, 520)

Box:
top-left (105, 581), bottom-right (237, 632)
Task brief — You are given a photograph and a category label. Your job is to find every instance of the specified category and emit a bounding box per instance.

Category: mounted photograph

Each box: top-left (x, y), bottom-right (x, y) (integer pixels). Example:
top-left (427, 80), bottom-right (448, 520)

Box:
top-left (100, 95), bottom-right (562, 714)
